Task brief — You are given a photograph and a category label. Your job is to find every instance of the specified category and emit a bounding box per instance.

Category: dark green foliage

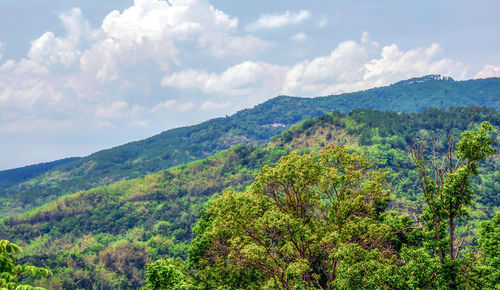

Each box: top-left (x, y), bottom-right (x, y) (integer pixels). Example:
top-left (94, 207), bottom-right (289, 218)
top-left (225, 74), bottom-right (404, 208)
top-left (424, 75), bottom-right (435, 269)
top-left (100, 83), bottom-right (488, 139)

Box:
top-left (1, 76), bottom-right (499, 217)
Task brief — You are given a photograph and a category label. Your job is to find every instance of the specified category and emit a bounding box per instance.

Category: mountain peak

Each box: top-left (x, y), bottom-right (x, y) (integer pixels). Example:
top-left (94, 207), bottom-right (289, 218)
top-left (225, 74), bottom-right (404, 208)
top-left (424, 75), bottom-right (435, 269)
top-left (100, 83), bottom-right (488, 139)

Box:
top-left (394, 75), bottom-right (455, 86)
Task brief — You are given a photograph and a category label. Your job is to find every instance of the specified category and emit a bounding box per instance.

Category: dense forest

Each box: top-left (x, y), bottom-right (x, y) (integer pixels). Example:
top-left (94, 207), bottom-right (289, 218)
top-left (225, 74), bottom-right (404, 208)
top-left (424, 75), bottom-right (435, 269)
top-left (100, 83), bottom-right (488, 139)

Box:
top-left (0, 107), bottom-right (498, 288)
top-left (1, 76), bottom-right (499, 218)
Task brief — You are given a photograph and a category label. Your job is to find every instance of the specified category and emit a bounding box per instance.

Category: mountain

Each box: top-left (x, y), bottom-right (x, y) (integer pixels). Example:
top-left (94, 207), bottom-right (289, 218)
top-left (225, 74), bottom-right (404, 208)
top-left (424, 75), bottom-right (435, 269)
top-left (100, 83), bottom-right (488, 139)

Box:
top-left (0, 157), bottom-right (79, 190)
top-left (1, 107), bottom-right (498, 289)
top-left (1, 75), bottom-right (499, 217)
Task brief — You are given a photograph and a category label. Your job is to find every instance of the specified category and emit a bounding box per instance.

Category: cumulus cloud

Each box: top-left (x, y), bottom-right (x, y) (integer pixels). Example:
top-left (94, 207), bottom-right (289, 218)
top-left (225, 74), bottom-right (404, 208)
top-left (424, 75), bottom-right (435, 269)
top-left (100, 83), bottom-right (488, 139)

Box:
top-left (28, 8), bottom-right (88, 66)
top-left (474, 64), bottom-right (500, 79)
top-left (282, 35), bottom-right (467, 96)
top-left (161, 61), bottom-right (287, 97)
top-left (0, 8), bottom-right (90, 114)
top-left (282, 35), bottom-right (378, 95)
top-left (81, 0), bottom-right (267, 82)
top-left (0, 59), bottom-right (65, 108)
top-left (246, 10), bottom-right (311, 31)
top-left (0, 0), bottom-right (272, 137)
top-left (162, 33), bottom-right (469, 100)
top-left (0, 0), bottom-right (484, 144)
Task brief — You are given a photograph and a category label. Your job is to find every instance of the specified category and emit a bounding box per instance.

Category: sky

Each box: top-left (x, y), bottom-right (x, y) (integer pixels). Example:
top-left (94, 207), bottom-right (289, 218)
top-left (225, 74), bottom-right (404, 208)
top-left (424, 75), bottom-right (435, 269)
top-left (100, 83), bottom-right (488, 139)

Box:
top-left (0, 0), bottom-right (499, 170)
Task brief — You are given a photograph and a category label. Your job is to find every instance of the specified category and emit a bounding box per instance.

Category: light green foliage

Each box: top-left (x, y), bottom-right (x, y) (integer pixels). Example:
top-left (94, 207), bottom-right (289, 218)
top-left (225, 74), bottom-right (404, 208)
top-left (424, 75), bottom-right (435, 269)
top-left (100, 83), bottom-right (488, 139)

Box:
top-left (189, 146), bottom-right (399, 289)
top-left (410, 122), bottom-right (497, 288)
top-left (472, 212), bottom-right (500, 288)
top-left (0, 239), bottom-right (51, 290)
top-left (142, 258), bottom-right (189, 290)
top-left (457, 122), bottom-right (496, 164)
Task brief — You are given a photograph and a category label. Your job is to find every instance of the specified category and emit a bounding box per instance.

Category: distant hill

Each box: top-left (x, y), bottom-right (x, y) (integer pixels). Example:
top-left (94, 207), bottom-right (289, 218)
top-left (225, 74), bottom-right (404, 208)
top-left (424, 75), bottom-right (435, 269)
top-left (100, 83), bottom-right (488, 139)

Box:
top-left (0, 75), bottom-right (499, 216)
top-left (1, 107), bottom-right (497, 289)
top-left (0, 157), bottom-right (79, 190)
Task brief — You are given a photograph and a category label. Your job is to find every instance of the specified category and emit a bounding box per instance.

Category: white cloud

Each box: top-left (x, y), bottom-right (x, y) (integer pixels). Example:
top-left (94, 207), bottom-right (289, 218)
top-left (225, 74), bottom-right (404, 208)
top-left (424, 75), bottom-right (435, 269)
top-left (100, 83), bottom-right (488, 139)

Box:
top-left (282, 35), bottom-right (467, 96)
top-left (0, 8), bottom-right (90, 112)
top-left (474, 64), bottom-right (500, 79)
top-left (162, 34), bottom-right (468, 100)
top-left (80, 0), bottom-right (267, 82)
top-left (0, 61), bottom-right (65, 108)
top-left (246, 10), bottom-right (311, 31)
top-left (291, 33), bottom-right (307, 41)
top-left (363, 42), bottom-right (466, 81)
top-left (200, 100), bottom-right (230, 111)
top-left (282, 35), bottom-right (378, 95)
top-left (162, 61), bottom-right (287, 97)
top-left (0, 0), bottom-right (272, 141)
top-left (28, 8), bottom-right (87, 66)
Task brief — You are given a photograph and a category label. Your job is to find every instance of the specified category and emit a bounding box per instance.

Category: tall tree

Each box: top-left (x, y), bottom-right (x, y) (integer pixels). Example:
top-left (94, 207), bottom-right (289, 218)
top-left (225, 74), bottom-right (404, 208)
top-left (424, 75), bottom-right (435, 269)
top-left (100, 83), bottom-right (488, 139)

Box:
top-left (188, 146), bottom-right (398, 289)
top-left (411, 121), bottom-right (496, 287)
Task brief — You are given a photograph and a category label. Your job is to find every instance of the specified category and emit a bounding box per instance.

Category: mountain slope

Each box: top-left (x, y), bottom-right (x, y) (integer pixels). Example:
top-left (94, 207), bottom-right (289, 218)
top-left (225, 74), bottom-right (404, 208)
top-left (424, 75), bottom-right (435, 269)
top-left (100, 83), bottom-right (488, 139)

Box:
top-left (0, 157), bottom-right (79, 190)
top-left (1, 107), bottom-right (498, 289)
top-left (1, 75), bottom-right (499, 216)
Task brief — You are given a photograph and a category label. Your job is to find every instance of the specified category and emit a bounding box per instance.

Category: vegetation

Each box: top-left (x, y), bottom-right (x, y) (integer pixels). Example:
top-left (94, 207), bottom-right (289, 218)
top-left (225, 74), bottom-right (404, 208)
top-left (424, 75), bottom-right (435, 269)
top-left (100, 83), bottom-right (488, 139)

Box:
top-left (0, 239), bottom-right (51, 289)
top-left (1, 76), bottom-right (499, 217)
top-left (0, 107), bottom-right (498, 288)
top-left (144, 123), bottom-right (498, 289)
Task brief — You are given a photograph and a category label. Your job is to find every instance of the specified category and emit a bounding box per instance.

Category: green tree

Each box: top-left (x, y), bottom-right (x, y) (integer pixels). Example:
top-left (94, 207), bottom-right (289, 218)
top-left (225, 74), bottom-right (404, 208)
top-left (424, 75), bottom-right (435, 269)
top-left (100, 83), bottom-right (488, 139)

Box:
top-left (188, 145), bottom-right (399, 289)
top-left (475, 212), bottom-right (500, 288)
top-left (0, 239), bottom-right (52, 290)
top-left (141, 258), bottom-right (189, 290)
top-left (410, 121), bottom-right (497, 288)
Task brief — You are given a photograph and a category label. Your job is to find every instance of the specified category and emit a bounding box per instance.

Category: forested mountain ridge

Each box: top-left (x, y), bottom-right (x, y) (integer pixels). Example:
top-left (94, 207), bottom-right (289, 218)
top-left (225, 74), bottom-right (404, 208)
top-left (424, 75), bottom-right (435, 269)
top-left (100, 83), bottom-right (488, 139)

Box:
top-left (1, 75), bottom-right (499, 217)
top-left (1, 107), bottom-right (498, 289)
top-left (0, 157), bottom-right (79, 190)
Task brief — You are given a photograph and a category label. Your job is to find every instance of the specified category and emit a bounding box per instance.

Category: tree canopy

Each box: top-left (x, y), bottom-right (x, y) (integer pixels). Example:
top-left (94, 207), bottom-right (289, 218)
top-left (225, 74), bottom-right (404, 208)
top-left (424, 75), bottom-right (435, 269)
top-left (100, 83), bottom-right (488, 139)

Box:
top-left (143, 122), bottom-right (498, 289)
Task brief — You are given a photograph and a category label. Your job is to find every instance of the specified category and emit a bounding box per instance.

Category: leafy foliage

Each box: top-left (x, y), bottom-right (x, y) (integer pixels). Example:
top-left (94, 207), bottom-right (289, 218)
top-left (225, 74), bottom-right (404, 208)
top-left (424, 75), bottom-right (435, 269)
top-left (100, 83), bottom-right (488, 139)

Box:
top-left (409, 122), bottom-right (497, 288)
top-left (186, 146), bottom-right (396, 289)
top-left (144, 123), bottom-right (498, 289)
top-left (0, 239), bottom-right (51, 290)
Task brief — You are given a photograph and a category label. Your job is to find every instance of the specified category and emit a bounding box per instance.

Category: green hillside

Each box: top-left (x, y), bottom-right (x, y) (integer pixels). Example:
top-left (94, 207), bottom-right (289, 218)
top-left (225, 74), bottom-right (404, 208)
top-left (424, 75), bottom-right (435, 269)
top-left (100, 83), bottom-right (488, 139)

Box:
top-left (1, 75), bottom-right (500, 217)
top-left (1, 107), bottom-right (498, 288)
